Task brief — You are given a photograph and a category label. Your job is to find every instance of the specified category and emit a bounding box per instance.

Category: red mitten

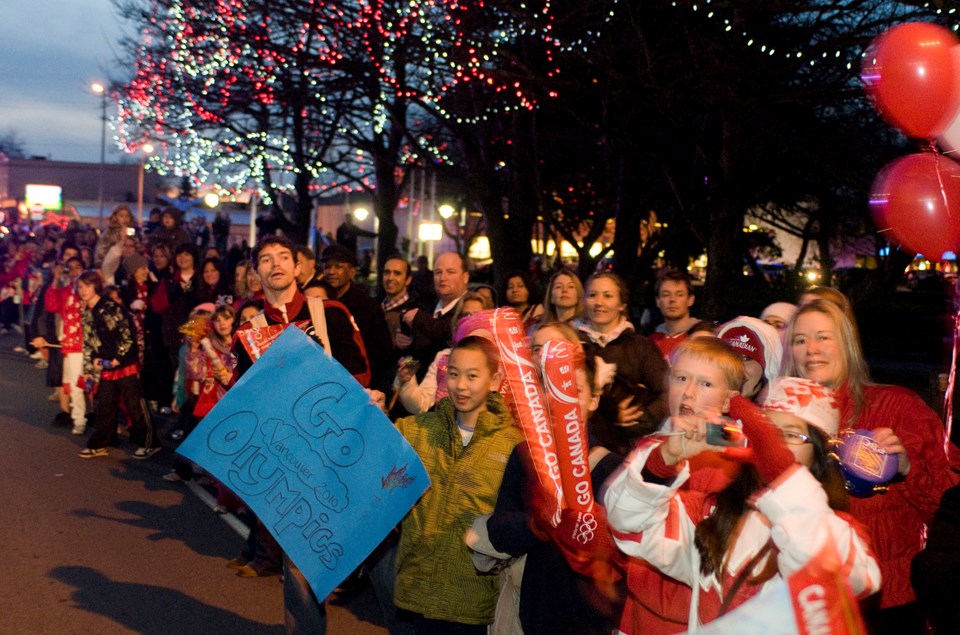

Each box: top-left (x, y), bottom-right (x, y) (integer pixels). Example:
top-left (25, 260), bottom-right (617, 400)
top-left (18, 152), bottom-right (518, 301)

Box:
top-left (549, 506), bottom-right (623, 585)
top-left (644, 441), bottom-right (682, 480)
top-left (726, 396), bottom-right (794, 484)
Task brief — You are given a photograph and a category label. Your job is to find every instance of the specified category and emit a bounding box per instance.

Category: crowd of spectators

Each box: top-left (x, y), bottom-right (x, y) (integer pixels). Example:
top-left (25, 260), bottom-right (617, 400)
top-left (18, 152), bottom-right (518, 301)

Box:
top-left (4, 209), bottom-right (960, 635)
top-left (1, 206), bottom-right (251, 436)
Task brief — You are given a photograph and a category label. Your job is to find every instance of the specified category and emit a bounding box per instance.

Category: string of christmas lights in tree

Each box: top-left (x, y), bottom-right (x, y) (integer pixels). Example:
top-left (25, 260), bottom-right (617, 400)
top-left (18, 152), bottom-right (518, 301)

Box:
top-left (114, 0), bottom-right (571, 199)
top-left (669, 0), bottom-right (956, 72)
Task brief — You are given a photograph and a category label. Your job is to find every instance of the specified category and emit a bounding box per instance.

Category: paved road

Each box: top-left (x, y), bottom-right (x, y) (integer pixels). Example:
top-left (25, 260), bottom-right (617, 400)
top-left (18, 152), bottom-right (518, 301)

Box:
top-left (0, 331), bottom-right (387, 634)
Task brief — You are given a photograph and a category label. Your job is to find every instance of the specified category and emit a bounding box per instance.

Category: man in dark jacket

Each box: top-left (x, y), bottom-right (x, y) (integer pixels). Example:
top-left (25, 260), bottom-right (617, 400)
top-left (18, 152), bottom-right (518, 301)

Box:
top-left (380, 254), bottom-right (424, 350)
top-left (400, 251), bottom-right (469, 381)
top-left (320, 244), bottom-right (394, 393)
top-left (295, 245), bottom-right (325, 292)
top-left (232, 235), bottom-right (369, 631)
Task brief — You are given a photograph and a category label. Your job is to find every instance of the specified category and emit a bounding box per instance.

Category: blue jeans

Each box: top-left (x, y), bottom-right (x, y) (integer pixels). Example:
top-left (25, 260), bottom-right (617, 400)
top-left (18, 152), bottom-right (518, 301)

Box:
top-left (367, 536), bottom-right (415, 635)
top-left (283, 555), bottom-right (327, 634)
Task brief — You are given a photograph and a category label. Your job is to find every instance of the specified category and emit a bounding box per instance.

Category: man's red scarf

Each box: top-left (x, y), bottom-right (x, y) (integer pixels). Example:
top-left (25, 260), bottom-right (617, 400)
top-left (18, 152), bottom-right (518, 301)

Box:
top-left (263, 292), bottom-right (304, 324)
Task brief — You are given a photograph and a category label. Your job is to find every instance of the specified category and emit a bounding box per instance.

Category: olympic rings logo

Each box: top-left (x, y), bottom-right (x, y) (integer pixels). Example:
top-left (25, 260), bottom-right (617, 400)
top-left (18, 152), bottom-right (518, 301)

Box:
top-left (573, 512), bottom-right (598, 544)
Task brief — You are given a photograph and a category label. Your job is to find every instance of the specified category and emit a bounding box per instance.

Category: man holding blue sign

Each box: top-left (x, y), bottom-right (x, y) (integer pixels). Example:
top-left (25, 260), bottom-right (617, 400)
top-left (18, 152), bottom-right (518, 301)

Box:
top-left (236, 236), bottom-right (320, 586)
top-left (178, 235), bottom-right (425, 635)
top-left (232, 236), bottom-right (369, 381)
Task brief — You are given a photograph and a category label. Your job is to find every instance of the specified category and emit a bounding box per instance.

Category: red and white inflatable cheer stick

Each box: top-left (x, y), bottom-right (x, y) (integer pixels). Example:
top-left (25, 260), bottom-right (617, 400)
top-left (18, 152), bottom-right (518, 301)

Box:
top-left (540, 339), bottom-right (594, 513)
top-left (490, 308), bottom-right (565, 524)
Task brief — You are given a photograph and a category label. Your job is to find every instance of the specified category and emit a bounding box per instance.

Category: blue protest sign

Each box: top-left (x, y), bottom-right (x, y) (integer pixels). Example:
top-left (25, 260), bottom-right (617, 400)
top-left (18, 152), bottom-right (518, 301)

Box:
top-left (177, 326), bottom-right (429, 600)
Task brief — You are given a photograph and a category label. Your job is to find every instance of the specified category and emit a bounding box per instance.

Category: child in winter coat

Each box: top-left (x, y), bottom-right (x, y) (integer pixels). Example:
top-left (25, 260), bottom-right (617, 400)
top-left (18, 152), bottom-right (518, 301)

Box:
top-left (393, 335), bottom-right (524, 634)
top-left (605, 338), bottom-right (880, 631)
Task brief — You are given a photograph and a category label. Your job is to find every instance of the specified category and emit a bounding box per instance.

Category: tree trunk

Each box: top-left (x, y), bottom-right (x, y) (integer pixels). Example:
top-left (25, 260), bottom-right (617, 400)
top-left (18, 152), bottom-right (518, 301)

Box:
top-left (613, 211), bottom-right (640, 280)
top-left (371, 156), bottom-right (401, 285)
top-left (702, 229), bottom-right (742, 320)
top-left (576, 249), bottom-right (597, 283)
top-left (700, 117), bottom-right (747, 321)
top-left (484, 198), bottom-right (534, 284)
top-left (456, 123), bottom-right (535, 287)
top-left (816, 213), bottom-right (835, 288)
top-left (701, 195), bottom-right (745, 321)
top-left (289, 170), bottom-right (313, 247)
top-left (612, 154), bottom-right (641, 279)
top-left (793, 217), bottom-right (814, 275)
top-left (376, 201), bottom-right (399, 272)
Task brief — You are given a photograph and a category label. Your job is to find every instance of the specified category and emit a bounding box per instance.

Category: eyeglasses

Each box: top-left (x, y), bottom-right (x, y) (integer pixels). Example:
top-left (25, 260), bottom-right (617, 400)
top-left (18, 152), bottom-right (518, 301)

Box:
top-left (781, 430), bottom-right (811, 445)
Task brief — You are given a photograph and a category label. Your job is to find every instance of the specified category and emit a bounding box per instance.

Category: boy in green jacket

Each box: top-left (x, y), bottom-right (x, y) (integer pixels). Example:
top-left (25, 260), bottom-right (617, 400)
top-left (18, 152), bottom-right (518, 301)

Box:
top-left (394, 335), bottom-right (523, 634)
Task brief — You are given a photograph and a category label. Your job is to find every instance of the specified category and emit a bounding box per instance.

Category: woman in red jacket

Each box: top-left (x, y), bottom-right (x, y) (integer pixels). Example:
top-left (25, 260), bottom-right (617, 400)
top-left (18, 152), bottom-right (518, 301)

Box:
top-left (787, 298), bottom-right (958, 634)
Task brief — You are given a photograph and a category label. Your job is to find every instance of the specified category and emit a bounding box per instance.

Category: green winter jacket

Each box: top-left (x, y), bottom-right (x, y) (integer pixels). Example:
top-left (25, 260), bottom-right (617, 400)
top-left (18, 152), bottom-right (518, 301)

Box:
top-left (394, 392), bottom-right (523, 624)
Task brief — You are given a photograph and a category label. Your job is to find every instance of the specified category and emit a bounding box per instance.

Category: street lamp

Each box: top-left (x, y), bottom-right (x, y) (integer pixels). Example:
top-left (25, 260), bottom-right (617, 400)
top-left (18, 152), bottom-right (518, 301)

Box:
top-left (353, 207), bottom-right (369, 222)
top-left (419, 222), bottom-right (442, 241)
top-left (137, 143), bottom-right (155, 227)
top-left (438, 204), bottom-right (455, 219)
top-left (91, 82), bottom-right (107, 228)
top-left (204, 192), bottom-right (220, 208)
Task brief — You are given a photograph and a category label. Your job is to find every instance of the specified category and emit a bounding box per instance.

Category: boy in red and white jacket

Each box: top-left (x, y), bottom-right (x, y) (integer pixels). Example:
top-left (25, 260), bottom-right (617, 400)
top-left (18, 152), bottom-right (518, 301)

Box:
top-left (605, 338), bottom-right (880, 632)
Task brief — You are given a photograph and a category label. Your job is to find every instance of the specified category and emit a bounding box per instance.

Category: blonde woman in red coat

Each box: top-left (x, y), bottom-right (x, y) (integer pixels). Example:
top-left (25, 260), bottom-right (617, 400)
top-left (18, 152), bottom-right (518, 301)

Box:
top-left (787, 298), bottom-right (958, 634)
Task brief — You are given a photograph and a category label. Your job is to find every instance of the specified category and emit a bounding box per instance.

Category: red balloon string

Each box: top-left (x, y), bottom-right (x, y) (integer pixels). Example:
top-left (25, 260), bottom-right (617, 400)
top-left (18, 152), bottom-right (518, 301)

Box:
top-left (944, 275), bottom-right (960, 456)
top-left (934, 153), bottom-right (953, 225)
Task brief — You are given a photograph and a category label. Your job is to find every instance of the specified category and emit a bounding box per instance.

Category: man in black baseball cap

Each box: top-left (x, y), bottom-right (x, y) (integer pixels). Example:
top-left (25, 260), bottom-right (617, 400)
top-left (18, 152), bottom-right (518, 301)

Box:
top-left (320, 244), bottom-right (358, 268)
top-left (321, 244), bottom-right (394, 393)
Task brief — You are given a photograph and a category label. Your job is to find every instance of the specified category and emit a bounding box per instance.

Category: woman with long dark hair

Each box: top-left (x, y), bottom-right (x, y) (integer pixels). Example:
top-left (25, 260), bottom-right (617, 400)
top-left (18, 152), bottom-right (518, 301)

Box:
top-left (197, 256), bottom-right (229, 303)
top-left (500, 269), bottom-right (543, 331)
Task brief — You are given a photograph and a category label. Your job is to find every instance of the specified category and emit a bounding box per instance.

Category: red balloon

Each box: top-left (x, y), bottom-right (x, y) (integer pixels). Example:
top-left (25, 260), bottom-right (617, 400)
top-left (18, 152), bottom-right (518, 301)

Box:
top-left (862, 22), bottom-right (960, 138)
top-left (870, 152), bottom-right (960, 260)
